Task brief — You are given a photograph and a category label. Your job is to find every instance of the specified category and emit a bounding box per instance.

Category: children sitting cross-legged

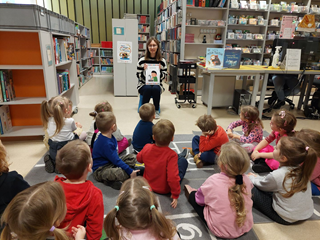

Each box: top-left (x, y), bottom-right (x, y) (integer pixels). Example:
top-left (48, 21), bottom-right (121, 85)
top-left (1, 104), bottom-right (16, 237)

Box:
top-left (137, 119), bottom-right (188, 208)
top-left (249, 136), bottom-right (317, 225)
top-left (0, 181), bottom-right (86, 240)
top-left (184, 142), bottom-right (253, 239)
top-left (191, 115), bottom-right (229, 168)
top-left (104, 177), bottom-right (181, 240)
top-left (132, 103), bottom-right (155, 152)
top-left (227, 105), bottom-right (264, 153)
top-left (54, 140), bottom-right (104, 240)
top-left (295, 129), bottom-right (320, 196)
top-left (92, 112), bottom-right (140, 190)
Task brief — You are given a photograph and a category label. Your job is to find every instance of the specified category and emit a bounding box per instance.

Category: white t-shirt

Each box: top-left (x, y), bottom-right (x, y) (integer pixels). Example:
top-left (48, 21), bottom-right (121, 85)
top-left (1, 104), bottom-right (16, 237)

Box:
top-left (47, 117), bottom-right (77, 142)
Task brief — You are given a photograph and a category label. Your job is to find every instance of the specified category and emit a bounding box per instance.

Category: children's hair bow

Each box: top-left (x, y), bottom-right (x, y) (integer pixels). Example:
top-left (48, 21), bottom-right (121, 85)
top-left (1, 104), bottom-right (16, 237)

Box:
top-left (279, 110), bottom-right (286, 118)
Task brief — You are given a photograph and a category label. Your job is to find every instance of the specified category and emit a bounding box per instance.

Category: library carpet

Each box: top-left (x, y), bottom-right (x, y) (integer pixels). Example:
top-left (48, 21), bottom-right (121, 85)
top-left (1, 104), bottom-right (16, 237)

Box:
top-left (25, 133), bottom-right (320, 240)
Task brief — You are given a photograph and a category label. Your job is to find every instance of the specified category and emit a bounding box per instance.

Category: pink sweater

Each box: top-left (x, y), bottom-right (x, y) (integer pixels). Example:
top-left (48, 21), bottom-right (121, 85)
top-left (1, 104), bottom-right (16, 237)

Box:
top-left (311, 157), bottom-right (320, 191)
top-left (227, 120), bottom-right (263, 144)
top-left (195, 173), bottom-right (253, 239)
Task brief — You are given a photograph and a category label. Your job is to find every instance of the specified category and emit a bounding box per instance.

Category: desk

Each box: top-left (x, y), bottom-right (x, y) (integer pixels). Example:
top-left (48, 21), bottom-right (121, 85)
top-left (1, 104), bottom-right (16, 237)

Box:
top-left (197, 65), bottom-right (267, 117)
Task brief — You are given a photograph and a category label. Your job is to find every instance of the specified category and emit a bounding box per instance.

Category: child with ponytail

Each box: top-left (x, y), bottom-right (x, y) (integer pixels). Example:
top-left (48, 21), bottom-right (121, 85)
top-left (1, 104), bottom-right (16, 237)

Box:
top-left (249, 136), bottom-right (317, 224)
top-left (295, 129), bottom-right (320, 195)
top-left (251, 109), bottom-right (296, 173)
top-left (184, 142), bottom-right (253, 239)
top-left (227, 105), bottom-right (264, 153)
top-left (87, 101), bottom-right (131, 153)
top-left (41, 96), bottom-right (86, 173)
top-left (104, 177), bottom-right (180, 240)
top-left (0, 181), bottom-right (85, 240)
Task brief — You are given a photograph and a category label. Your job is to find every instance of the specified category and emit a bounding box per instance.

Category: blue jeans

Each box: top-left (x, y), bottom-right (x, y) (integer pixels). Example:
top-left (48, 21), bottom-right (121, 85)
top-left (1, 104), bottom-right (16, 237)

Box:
top-left (192, 135), bottom-right (217, 164)
top-left (272, 74), bottom-right (299, 101)
top-left (177, 154), bottom-right (188, 183)
top-left (311, 182), bottom-right (320, 196)
top-left (139, 85), bottom-right (161, 111)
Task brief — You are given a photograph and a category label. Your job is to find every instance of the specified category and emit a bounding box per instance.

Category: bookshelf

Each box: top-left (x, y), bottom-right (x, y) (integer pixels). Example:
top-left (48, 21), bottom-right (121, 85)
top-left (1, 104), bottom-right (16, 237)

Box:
top-left (91, 47), bottom-right (114, 75)
top-left (74, 23), bottom-right (93, 88)
top-left (0, 30), bottom-right (79, 137)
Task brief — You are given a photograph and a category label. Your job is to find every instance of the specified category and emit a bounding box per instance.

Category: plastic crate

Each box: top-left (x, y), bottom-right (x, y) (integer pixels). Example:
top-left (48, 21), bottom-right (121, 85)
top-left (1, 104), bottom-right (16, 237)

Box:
top-left (59, 15), bottom-right (68, 33)
top-left (101, 41), bottom-right (112, 48)
top-left (66, 18), bottom-right (75, 35)
top-left (48, 10), bottom-right (60, 32)
top-left (0, 3), bottom-right (49, 30)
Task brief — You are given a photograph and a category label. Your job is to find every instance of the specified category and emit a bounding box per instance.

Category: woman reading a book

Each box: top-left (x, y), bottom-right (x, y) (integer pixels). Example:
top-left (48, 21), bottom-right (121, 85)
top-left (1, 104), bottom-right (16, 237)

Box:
top-left (136, 37), bottom-right (167, 119)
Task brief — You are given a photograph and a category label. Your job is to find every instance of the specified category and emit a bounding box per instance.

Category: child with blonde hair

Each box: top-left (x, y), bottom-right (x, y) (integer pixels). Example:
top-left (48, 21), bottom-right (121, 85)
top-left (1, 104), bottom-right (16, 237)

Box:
top-left (227, 105), bottom-right (263, 153)
top-left (104, 177), bottom-right (180, 240)
top-left (41, 96), bottom-right (85, 173)
top-left (295, 129), bottom-right (320, 195)
top-left (251, 109), bottom-right (296, 173)
top-left (191, 115), bottom-right (229, 168)
top-left (87, 101), bottom-right (131, 153)
top-left (184, 142), bottom-right (253, 239)
top-left (249, 136), bottom-right (317, 224)
top-left (0, 181), bottom-right (86, 240)
top-left (0, 140), bottom-right (29, 219)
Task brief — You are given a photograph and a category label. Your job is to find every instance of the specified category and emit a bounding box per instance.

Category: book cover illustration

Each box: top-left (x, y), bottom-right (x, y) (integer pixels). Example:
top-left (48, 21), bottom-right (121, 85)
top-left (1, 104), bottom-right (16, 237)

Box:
top-left (223, 50), bottom-right (242, 69)
top-left (145, 64), bottom-right (160, 85)
top-left (206, 48), bottom-right (225, 68)
top-left (0, 105), bottom-right (12, 134)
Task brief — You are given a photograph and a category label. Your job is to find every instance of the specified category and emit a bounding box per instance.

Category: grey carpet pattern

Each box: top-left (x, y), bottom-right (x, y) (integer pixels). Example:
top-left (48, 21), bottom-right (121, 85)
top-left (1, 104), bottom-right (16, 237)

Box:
top-left (24, 133), bottom-right (320, 240)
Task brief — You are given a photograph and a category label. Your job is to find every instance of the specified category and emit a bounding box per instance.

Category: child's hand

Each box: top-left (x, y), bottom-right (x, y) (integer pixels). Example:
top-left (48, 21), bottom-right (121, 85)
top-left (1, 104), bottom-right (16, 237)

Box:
top-left (198, 152), bottom-right (202, 158)
top-left (232, 134), bottom-right (240, 140)
top-left (251, 151), bottom-right (260, 161)
top-left (227, 132), bottom-right (233, 138)
top-left (247, 172), bottom-right (257, 177)
top-left (72, 225), bottom-right (86, 240)
top-left (144, 64), bottom-right (147, 70)
top-left (171, 196), bottom-right (178, 208)
top-left (75, 122), bottom-right (82, 128)
top-left (130, 170), bottom-right (140, 178)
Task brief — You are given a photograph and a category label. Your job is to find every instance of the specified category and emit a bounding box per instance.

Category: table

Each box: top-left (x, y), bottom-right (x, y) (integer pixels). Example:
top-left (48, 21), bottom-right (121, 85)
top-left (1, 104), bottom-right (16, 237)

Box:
top-left (196, 65), bottom-right (267, 117)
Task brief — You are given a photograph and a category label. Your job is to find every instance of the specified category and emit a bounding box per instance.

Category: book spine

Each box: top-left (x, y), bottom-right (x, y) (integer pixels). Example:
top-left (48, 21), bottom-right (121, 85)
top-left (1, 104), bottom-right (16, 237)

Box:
top-left (0, 71), bottom-right (7, 102)
top-left (0, 72), bottom-right (3, 103)
top-left (0, 117), bottom-right (3, 135)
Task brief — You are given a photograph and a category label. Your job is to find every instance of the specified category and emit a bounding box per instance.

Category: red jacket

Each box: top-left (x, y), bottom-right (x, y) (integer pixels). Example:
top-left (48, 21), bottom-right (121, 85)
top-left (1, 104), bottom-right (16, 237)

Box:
top-left (199, 126), bottom-right (229, 154)
top-left (137, 144), bottom-right (181, 199)
top-left (54, 176), bottom-right (104, 240)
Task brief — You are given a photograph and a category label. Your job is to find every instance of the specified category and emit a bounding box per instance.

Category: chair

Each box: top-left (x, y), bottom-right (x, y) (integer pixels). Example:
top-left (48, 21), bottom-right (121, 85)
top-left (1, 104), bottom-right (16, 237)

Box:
top-left (137, 95), bottom-right (160, 113)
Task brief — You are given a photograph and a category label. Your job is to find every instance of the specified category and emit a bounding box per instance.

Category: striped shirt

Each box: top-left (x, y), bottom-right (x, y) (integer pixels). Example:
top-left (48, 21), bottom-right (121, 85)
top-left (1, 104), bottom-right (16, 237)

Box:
top-left (136, 56), bottom-right (167, 93)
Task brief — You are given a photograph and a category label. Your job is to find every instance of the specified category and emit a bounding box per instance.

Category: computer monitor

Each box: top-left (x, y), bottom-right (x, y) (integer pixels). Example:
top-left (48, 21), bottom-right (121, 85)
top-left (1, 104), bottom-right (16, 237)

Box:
top-left (272, 37), bottom-right (320, 70)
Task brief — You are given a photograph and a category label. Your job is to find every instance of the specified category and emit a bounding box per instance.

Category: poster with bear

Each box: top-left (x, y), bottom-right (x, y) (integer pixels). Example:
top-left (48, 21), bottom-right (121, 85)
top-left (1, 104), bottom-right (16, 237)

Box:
top-left (206, 48), bottom-right (225, 68)
top-left (145, 64), bottom-right (160, 85)
top-left (117, 41), bottom-right (132, 63)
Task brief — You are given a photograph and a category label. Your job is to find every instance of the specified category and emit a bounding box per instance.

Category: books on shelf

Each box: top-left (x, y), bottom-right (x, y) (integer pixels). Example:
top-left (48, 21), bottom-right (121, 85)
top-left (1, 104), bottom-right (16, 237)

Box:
top-left (139, 43), bottom-right (146, 49)
top-left (56, 70), bottom-right (71, 94)
top-left (0, 105), bottom-right (12, 135)
top-left (138, 15), bottom-right (149, 24)
top-left (53, 37), bottom-right (70, 64)
top-left (138, 34), bottom-right (149, 41)
top-left (100, 49), bottom-right (113, 56)
top-left (100, 58), bottom-right (113, 65)
top-left (192, 0), bottom-right (226, 7)
top-left (93, 66), bottom-right (100, 73)
top-left (185, 34), bottom-right (194, 43)
top-left (101, 66), bottom-right (113, 73)
top-left (0, 70), bottom-right (16, 103)
top-left (138, 25), bottom-right (150, 33)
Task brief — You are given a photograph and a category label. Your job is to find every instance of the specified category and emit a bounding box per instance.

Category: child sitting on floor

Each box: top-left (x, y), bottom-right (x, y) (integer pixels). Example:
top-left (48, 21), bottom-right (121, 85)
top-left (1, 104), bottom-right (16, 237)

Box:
top-left (87, 101), bottom-right (130, 153)
top-left (137, 119), bottom-right (188, 208)
top-left (185, 142), bottom-right (253, 239)
top-left (1, 181), bottom-right (85, 240)
top-left (132, 103), bottom-right (155, 152)
top-left (251, 109), bottom-right (296, 173)
top-left (92, 112), bottom-right (140, 190)
top-left (191, 115), bottom-right (229, 168)
top-left (104, 177), bottom-right (181, 240)
top-left (55, 140), bottom-right (104, 240)
top-left (295, 129), bottom-right (320, 196)
top-left (227, 105), bottom-right (263, 153)
top-left (249, 136), bottom-right (317, 224)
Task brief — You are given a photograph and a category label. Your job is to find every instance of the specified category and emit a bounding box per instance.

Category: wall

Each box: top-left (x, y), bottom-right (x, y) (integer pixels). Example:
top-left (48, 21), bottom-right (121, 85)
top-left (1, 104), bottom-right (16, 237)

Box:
top-left (43, 0), bottom-right (163, 44)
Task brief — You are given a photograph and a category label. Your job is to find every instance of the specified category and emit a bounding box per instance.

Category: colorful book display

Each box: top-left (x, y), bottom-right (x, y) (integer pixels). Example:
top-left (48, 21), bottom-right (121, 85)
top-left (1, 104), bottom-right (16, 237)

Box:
top-left (206, 48), bottom-right (225, 68)
top-left (223, 50), bottom-right (242, 69)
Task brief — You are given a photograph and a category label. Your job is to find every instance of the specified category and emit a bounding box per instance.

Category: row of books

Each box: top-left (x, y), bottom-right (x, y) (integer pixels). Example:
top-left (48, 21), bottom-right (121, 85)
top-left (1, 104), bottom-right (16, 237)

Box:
top-left (138, 15), bottom-right (149, 24)
top-left (161, 27), bottom-right (181, 41)
top-left (164, 52), bottom-right (180, 65)
top-left (86, 40), bottom-right (91, 48)
top-left (101, 66), bottom-right (113, 73)
top-left (78, 75), bottom-right (86, 87)
top-left (157, 11), bottom-right (182, 33)
top-left (76, 51), bottom-right (80, 61)
top-left (101, 58), bottom-right (113, 65)
top-left (93, 66), bottom-right (100, 73)
top-left (101, 49), bottom-right (112, 56)
top-left (185, 34), bottom-right (195, 43)
top-left (75, 38), bottom-right (80, 49)
top-left (138, 25), bottom-right (150, 33)
top-left (56, 70), bottom-right (71, 94)
top-left (188, 0), bottom-right (226, 7)
top-left (76, 64), bottom-right (82, 75)
top-left (0, 105), bottom-right (12, 135)
top-left (206, 48), bottom-right (242, 68)
top-left (157, 0), bottom-right (181, 15)
top-left (138, 34), bottom-right (149, 41)
top-left (0, 70), bottom-right (16, 103)
top-left (139, 43), bottom-right (146, 50)
top-left (161, 40), bottom-right (181, 53)
top-left (157, 0), bottom-right (180, 21)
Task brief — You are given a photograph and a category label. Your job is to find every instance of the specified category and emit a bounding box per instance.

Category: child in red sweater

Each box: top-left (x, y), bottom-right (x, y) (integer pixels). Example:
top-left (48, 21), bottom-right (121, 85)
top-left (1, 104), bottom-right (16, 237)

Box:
top-left (55, 140), bottom-right (104, 240)
top-left (191, 115), bottom-right (229, 168)
top-left (137, 119), bottom-right (188, 208)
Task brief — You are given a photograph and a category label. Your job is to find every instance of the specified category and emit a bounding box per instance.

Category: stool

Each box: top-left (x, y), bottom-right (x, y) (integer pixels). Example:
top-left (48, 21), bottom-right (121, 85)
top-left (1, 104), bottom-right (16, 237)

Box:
top-left (138, 95), bottom-right (160, 113)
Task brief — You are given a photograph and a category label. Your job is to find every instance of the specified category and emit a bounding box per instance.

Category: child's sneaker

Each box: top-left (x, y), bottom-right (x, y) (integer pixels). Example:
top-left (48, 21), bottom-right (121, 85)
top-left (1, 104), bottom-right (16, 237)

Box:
top-left (190, 149), bottom-right (195, 157)
top-left (194, 155), bottom-right (203, 168)
top-left (155, 111), bottom-right (160, 119)
top-left (44, 154), bottom-right (55, 173)
top-left (127, 138), bottom-right (132, 147)
top-left (178, 149), bottom-right (189, 159)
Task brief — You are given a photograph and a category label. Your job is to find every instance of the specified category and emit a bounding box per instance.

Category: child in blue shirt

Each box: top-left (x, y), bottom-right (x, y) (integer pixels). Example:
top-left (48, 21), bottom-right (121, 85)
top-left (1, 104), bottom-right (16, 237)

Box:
top-left (92, 112), bottom-right (140, 190)
top-left (132, 103), bottom-right (155, 152)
